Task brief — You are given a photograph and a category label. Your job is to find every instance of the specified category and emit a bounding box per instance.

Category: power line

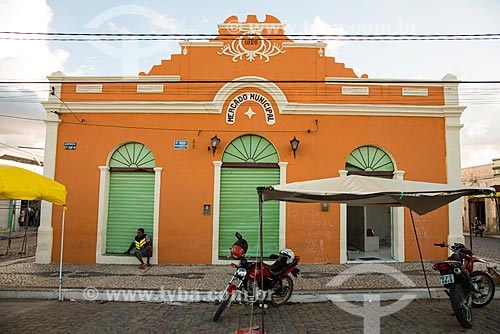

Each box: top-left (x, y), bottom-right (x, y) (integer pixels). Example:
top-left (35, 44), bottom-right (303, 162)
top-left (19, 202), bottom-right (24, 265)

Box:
top-left (1, 31), bottom-right (500, 42)
top-left (0, 142), bottom-right (44, 160)
top-left (2, 31), bottom-right (500, 37)
top-left (1, 79), bottom-right (500, 84)
top-left (50, 87), bottom-right (82, 123)
top-left (2, 31), bottom-right (499, 36)
top-left (3, 37), bottom-right (500, 42)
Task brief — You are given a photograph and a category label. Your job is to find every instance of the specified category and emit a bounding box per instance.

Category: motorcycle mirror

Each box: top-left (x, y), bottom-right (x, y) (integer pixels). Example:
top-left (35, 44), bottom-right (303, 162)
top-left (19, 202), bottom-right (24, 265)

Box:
top-left (269, 254), bottom-right (279, 260)
top-left (235, 232), bottom-right (242, 240)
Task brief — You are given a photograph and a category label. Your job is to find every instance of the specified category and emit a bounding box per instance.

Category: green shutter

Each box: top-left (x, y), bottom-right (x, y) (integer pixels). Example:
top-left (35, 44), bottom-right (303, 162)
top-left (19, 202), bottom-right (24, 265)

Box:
top-left (106, 172), bottom-right (155, 253)
top-left (219, 167), bottom-right (280, 258)
top-left (346, 145), bottom-right (394, 172)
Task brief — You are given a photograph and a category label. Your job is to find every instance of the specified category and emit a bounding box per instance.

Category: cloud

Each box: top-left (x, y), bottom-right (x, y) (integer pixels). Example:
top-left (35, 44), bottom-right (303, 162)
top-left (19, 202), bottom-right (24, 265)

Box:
top-left (84, 4), bottom-right (180, 75)
top-left (151, 16), bottom-right (178, 32)
top-left (460, 85), bottom-right (500, 167)
top-left (0, 0), bottom-right (69, 85)
top-left (0, 0), bottom-right (68, 164)
top-left (308, 16), bottom-right (347, 53)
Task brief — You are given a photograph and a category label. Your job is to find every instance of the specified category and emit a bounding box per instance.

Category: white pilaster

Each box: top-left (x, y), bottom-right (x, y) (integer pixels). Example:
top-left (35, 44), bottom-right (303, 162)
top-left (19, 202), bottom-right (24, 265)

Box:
top-left (36, 111), bottom-right (61, 264)
top-left (393, 170), bottom-right (406, 261)
top-left (279, 162), bottom-right (288, 249)
top-left (95, 166), bottom-right (110, 262)
top-left (152, 167), bottom-right (162, 265)
top-left (338, 170), bottom-right (348, 263)
top-left (443, 73), bottom-right (466, 245)
top-left (211, 161), bottom-right (223, 264)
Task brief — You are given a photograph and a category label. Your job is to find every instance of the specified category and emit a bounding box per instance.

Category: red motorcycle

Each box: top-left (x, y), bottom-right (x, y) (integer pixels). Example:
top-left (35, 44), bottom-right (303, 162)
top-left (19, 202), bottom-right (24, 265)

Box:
top-left (212, 232), bottom-right (300, 322)
top-left (433, 242), bottom-right (495, 328)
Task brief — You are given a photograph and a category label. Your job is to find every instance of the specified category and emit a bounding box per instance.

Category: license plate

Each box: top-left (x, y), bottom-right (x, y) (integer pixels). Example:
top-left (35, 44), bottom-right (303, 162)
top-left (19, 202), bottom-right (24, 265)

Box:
top-left (440, 274), bottom-right (454, 284)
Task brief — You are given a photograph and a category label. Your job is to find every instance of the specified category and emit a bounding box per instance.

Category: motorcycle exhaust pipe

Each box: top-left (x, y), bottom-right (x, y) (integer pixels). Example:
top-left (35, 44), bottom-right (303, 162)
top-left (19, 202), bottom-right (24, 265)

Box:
top-left (452, 267), bottom-right (471, 287)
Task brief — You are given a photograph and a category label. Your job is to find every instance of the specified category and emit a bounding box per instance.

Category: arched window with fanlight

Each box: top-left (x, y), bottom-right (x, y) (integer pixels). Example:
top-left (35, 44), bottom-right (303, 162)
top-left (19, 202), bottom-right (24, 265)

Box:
top-left (105, 142), bottom-right (156, 254)
top-left (345, 145), bottom-right (395, 177)
top-left (345, 145), bottom-right (396, 261)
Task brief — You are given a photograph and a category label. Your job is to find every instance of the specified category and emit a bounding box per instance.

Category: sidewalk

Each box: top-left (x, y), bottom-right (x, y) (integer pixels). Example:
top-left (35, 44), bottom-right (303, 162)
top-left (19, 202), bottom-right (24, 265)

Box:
top-left (1, 255), bottom-right (498, 303)
top-left (1, 233), bottom-right (499, 303)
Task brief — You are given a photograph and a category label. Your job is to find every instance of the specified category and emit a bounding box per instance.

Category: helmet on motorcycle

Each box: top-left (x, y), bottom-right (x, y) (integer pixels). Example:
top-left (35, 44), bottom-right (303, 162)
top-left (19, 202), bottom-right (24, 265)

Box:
top-left (231, 244), bottom-right (246, 260)
top-left (279, 248), bottom-right (295, 264)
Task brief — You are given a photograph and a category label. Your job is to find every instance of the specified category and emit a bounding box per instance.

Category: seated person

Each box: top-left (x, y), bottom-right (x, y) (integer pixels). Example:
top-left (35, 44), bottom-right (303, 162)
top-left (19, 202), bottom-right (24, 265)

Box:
top-left (125, 228), bottom-right (152, 269)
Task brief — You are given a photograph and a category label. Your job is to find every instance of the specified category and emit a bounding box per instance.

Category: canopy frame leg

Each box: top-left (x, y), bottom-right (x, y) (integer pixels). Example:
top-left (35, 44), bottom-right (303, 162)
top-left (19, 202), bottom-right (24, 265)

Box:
top-left (58, 208), bottom-right (66, 301)
top-left (409, 209), bottom-right (432, 299)
top-left (258, 190), bottom-right (265, 333)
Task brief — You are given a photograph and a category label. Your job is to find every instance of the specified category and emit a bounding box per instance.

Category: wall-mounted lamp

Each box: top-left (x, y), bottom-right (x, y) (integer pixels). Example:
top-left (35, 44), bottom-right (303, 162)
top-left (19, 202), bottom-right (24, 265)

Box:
top-left (210, 135), bottom-right (221, 156)
top-left (203, 204), bottom-right (211, 215)
top-left (290, 136), bottom-right (300, 159)
top-left (321, 202), bottom-right (329, 212)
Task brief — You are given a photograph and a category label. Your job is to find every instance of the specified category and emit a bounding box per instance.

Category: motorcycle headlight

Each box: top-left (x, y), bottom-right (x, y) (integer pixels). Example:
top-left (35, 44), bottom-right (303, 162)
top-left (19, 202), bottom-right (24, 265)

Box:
top-left (235, 268), bottom-right (247, 278)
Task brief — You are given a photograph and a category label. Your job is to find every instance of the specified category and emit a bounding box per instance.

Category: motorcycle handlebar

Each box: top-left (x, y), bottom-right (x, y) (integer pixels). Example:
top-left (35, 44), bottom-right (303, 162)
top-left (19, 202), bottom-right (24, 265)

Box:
top-left (433, 242), bottom-right (446, 247)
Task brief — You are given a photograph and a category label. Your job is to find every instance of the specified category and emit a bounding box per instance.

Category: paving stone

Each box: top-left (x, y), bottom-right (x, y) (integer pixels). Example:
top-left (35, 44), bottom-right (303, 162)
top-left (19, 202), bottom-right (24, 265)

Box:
top-left (0, 299), bottom-right (499, 333)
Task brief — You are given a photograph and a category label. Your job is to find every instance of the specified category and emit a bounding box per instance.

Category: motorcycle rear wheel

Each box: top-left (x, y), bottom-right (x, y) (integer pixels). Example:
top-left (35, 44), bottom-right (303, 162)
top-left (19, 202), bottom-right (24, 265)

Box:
top-left (449, 284), bottom-right (473, 328)
top-left (471, 271), bottom-right (495, 308)
top-left (270, 275), bottom-right (293, 307)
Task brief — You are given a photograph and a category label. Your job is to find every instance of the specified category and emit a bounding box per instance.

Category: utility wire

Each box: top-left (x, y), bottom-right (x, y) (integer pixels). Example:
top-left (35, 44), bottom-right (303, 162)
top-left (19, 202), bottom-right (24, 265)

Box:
top-left (2, 36), bottom-right (500, 41)
top-left (2, 32), bottom-right (500, 37)
top-left (1, 80), bottom-right (500, 84)
top-left (1, 32), bottom-right (500, 42)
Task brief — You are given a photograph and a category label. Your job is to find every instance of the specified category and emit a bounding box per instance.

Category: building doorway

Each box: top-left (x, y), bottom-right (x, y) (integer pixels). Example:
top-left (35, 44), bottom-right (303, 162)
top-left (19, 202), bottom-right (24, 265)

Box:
top-left (345, 145), bottom-right (396, 261)
top-left (218, 134), bottom-right (280, 259)
top-left (347, 206), bottom-right (393, 261)
top-left (105, 142), bottom-right (156, 254)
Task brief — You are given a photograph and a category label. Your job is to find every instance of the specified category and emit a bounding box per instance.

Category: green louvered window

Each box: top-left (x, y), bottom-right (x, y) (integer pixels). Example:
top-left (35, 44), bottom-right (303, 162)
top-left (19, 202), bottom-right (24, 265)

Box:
top-left (222, 134), bottom-right (279, 164)
top-left (219, 135), bottom-right (280, 258)
top-left (346, 145), bottom-right (394, 175)
top-left (105, 143), bottom-right (155, 254)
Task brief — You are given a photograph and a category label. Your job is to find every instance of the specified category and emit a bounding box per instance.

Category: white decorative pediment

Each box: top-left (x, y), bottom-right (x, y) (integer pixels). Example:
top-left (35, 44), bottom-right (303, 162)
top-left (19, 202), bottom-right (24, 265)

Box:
top-left (218, 26), bottom-right (285, 62)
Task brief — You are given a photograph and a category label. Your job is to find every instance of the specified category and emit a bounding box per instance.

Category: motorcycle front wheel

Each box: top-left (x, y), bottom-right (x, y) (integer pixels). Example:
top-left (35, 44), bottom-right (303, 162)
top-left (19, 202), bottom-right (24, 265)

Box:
top-left (212, 290), bottom-right (232, 321)
top-left (449, 284), bottom-right (473, 328)
top-left (471, 271), bottom-right (495, 308)
top-left (270, 275), bottom-right (294, 307)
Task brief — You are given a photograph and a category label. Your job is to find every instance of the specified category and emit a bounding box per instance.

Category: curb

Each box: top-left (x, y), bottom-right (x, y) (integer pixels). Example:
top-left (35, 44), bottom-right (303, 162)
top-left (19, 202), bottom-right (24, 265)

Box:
top-left (3, 287), bottom-right (495, 303)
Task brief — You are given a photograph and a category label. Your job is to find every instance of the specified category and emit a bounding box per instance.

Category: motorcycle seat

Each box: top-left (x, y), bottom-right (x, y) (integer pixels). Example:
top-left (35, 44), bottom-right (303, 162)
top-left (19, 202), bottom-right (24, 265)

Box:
top-left (268, 259), bottom-right (291, 277)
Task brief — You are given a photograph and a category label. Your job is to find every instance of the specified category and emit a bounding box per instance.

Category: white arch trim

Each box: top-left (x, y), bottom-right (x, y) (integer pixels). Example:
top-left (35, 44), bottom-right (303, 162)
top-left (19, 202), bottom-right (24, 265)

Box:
top-left (212, 76), bottom-right (288, 113)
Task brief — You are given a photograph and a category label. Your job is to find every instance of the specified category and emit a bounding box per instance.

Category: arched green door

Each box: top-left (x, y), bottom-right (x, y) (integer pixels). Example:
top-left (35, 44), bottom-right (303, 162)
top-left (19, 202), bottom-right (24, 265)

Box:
top-left (219, 135), bottom-right (280, 258)
top-left (106, 142), bottom-right (156, 253)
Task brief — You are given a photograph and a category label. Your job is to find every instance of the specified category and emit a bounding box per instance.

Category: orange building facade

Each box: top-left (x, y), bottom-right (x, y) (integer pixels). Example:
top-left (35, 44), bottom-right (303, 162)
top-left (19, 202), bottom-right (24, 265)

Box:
top-left (36, 15), bottom-right (465, 265)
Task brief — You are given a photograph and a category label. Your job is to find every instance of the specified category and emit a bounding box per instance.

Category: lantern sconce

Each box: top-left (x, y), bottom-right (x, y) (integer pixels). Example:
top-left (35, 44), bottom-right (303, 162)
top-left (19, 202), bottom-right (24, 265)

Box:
top-left (290, 136), bottom-right (300, 159)
top-left (210, 135), bottom-right (221, 156)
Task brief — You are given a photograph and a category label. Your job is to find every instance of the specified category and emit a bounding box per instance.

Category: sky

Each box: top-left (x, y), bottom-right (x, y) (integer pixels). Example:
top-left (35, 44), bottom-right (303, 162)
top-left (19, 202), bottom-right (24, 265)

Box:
top-left (0, 0), bottom-right (499, 170)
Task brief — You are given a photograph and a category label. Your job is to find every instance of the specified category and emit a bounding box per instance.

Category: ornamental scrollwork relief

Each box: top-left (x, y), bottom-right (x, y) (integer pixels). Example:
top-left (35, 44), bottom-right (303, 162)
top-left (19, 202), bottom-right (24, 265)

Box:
top-left (218, 26), bottom-right (285, 62)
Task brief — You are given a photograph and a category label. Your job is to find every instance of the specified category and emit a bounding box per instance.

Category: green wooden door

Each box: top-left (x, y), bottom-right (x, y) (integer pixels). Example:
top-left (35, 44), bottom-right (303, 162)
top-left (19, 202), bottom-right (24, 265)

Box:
top-left (106, 172), bottom-right (155, 253)
top-left (219, 134), bottom-right (280, 259)
top-left (105, 142), bottom-right (156, 254)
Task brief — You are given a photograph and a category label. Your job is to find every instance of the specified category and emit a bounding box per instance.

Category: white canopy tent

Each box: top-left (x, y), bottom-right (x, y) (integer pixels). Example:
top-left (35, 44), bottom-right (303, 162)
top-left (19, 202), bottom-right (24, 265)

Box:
top-left (259, 175), bottom-right (495, 215)
top-left (252, 175), bottom-right (495, 332)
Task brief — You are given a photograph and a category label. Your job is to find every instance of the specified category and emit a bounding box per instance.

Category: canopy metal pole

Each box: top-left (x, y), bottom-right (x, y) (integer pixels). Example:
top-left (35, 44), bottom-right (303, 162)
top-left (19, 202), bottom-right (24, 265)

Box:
top-left (58, 208), bottom-right (66, 301)
top-left (409, 209), bottom-right (432, 299)
top-left (495, 197), bottom-right (499, 231)
top-left (258, 190), bottom-right (265, 333)
top-left (469, 198), bottom-right (475, 250)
